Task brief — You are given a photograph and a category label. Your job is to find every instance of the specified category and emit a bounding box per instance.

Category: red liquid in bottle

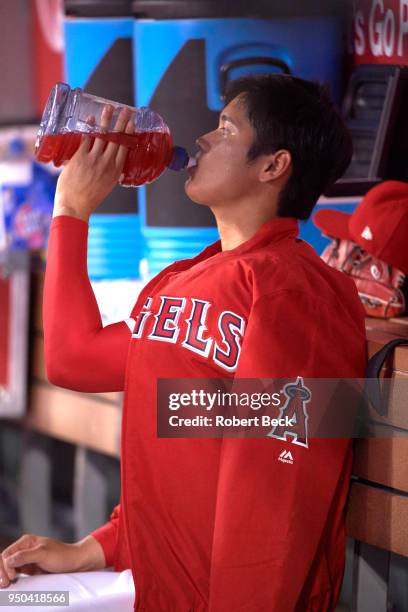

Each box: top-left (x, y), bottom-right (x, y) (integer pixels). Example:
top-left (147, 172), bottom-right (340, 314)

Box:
top-left (34, 130), bottom-right (174, 186)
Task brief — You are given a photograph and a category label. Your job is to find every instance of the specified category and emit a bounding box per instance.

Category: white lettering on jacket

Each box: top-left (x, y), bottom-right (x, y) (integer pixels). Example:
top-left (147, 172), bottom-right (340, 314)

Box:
top-left (131, 296), bottom-right (246, 372)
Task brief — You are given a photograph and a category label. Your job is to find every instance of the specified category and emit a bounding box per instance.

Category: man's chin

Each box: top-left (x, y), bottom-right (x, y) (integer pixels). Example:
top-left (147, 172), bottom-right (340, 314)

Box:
top-left (184, 179), bottom-right (211, 206)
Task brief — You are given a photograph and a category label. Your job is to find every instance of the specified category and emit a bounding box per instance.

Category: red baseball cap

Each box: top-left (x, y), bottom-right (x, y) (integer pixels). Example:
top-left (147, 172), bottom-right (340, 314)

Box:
top-left (313, 181), bottom-right (408, 274)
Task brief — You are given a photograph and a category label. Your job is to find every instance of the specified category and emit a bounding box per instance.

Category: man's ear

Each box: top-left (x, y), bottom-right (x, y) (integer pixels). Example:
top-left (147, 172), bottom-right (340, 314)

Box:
top-left (259, 150), bottom-right (292, 183)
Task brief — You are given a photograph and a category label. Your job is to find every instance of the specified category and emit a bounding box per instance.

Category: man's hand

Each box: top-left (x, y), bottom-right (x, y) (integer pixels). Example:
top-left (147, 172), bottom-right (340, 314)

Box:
top-left (53, 105), bottom-right (134, 223)
top-left (0, 534), bottom-right (106, 588)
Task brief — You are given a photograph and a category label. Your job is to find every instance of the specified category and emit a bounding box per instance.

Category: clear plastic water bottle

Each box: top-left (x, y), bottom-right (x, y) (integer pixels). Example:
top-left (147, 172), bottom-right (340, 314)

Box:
top-left (34, 83), bottom-right (195, 187)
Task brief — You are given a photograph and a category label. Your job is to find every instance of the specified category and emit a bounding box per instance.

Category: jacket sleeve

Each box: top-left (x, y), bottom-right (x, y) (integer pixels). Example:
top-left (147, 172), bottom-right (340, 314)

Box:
top-left (90, 504), bottom-right (121, 568)
top-left (208, 290), bottom-right (365, 611)
top-left (43, 215), bottom-right (135, 392)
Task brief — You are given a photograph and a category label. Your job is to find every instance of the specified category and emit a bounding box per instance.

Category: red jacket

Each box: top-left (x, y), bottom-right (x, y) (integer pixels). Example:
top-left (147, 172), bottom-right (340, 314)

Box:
top-left (44, 215), bottom-right (367, 611)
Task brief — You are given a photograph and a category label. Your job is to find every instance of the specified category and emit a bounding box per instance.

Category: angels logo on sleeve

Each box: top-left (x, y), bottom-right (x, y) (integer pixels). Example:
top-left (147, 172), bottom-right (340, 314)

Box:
top-left (267, 377), bottom-right (311, 448)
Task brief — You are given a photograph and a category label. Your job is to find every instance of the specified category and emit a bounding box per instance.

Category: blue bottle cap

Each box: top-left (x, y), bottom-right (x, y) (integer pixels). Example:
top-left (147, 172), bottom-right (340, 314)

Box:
top-left (168, 146), bottom-right (189, 171)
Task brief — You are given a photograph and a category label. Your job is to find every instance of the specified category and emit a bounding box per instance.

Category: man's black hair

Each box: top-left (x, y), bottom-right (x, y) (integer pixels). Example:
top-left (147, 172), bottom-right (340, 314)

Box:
top-left (225, 75), bottom-right (352, 220)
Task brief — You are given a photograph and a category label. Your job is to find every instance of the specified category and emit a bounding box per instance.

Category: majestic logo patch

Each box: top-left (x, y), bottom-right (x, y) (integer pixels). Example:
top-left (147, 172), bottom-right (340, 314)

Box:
top-left (267, 377), bottom-right (311, 448)
top-left (278, 450), bottom-right (294, 464)
top-left (361, 226), bottom-right (373, 240)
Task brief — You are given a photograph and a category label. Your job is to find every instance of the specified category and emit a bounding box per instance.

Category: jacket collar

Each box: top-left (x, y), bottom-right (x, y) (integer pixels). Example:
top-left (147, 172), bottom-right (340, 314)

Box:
top-left (190, 216), bottom-right (299, 266)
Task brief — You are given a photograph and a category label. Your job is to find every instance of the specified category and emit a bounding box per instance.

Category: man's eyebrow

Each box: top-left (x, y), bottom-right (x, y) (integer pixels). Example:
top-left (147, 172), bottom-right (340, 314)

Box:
top-left (219, 113), bottom-right (239, 127)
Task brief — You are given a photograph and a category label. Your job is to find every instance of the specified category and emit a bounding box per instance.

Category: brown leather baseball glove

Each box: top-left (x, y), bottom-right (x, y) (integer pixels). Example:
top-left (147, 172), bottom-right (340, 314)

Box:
top-left (321, 238), bottom-right (406, 319)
